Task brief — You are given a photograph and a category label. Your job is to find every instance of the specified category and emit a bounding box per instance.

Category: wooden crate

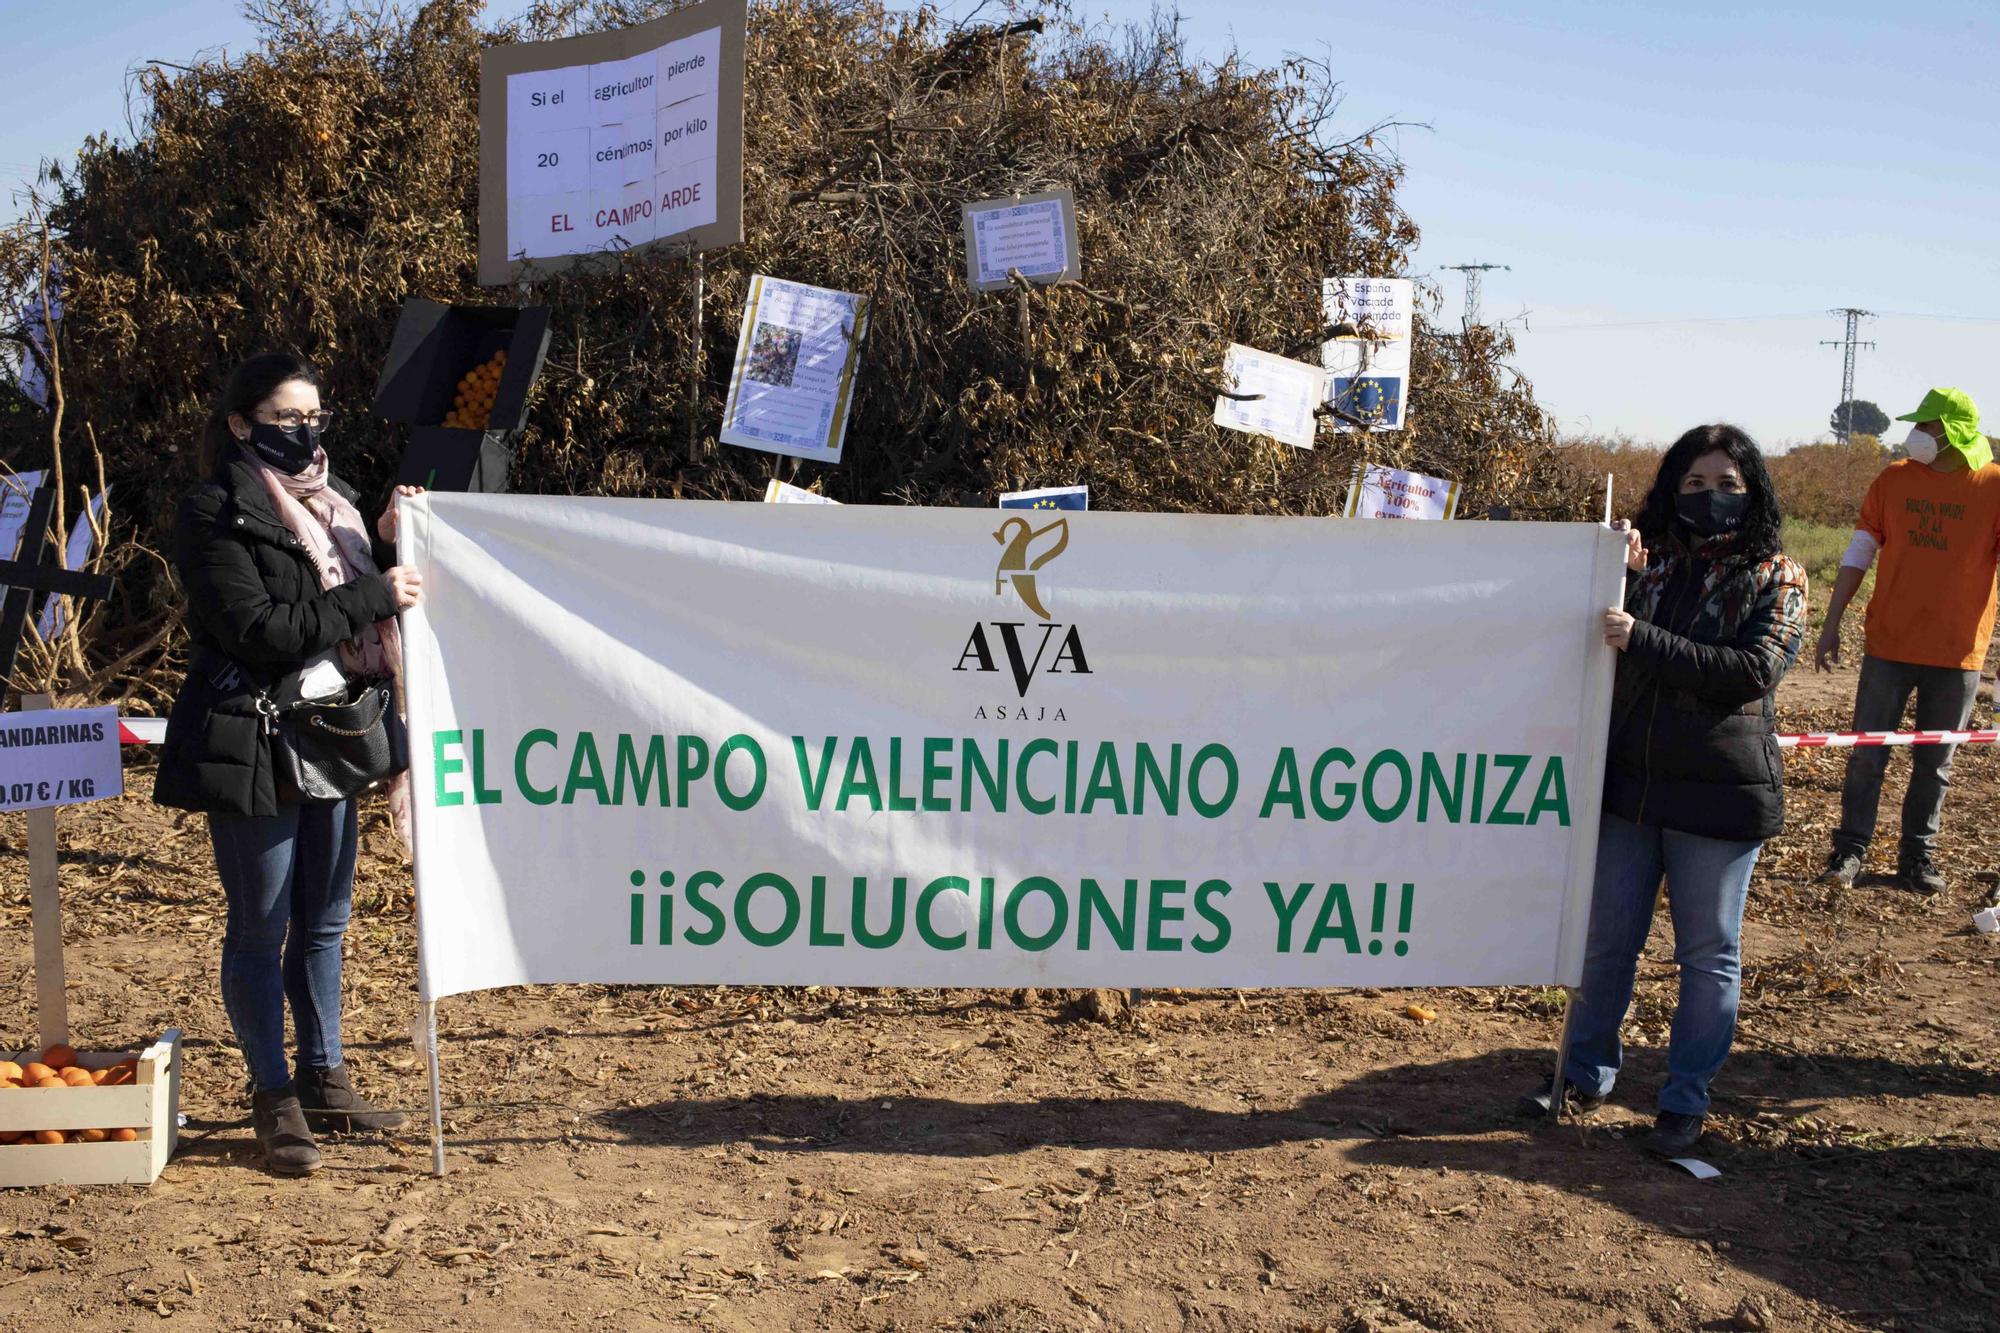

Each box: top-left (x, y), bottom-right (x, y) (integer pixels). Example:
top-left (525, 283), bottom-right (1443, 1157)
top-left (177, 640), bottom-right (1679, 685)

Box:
top-left (0, 1031), bottom-right (183, 1188)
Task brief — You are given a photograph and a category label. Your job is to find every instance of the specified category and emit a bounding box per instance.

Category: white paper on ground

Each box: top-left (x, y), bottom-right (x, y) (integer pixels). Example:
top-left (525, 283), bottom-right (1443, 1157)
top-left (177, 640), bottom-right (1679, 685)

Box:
top-left (1669, 1157), bottom-right (1721, 1179)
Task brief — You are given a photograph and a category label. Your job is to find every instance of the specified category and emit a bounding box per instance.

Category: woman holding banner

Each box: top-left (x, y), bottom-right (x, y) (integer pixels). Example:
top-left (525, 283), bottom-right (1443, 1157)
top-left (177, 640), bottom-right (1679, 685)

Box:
top-left (155, 353), bottom-right (423, 1176)
top-left (1523, 425), bottom-right (1806, 1157)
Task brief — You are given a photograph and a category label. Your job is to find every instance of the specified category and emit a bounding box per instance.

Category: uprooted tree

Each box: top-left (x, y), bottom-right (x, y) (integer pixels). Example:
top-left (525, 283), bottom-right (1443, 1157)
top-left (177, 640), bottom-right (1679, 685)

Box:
top-left (0, 0), bottom-right (1590, 708)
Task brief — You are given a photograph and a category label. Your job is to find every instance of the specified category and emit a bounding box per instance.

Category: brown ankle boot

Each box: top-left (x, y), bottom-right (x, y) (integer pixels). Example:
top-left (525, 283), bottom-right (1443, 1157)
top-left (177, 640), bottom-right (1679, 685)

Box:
top-left (297, 1064), bottom-right (407, 1134)
top-left (250, 1085), bottom-right (321, 1175)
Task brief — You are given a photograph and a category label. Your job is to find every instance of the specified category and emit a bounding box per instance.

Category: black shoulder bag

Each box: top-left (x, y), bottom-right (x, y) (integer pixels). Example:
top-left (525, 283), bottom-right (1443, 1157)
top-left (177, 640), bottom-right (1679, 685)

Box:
top-left (258, 678), bottom-right (410, 803)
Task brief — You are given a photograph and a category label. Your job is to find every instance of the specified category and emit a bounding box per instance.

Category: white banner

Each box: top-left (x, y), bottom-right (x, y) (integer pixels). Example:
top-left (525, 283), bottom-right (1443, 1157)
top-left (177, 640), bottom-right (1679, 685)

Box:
top-left (401, 496), bottom-right (1622, 1000)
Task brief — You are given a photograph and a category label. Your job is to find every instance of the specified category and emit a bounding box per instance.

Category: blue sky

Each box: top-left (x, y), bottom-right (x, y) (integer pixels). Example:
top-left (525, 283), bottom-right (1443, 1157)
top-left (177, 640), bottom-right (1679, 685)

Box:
top-left (5, 0), bottom-right (1996, 447)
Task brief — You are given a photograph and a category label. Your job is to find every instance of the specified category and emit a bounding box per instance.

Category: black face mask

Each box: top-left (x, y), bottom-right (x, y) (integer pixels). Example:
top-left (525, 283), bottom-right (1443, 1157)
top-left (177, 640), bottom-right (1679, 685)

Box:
top-left (1674, 488), bottom-right (1749, 538)
top-left (245, 420), bottom-right (321, 475)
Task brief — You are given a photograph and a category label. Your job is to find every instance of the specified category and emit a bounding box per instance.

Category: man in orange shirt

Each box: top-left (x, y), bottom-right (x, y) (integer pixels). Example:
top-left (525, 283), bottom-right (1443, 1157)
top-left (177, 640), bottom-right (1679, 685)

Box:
top-left (1816, 388), bottom-right (1999, 895)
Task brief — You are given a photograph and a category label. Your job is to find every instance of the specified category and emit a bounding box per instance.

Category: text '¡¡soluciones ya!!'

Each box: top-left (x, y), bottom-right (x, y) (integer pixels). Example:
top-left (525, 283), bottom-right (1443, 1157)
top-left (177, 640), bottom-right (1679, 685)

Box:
top-left (429, 731), bottom-right (1575, 827)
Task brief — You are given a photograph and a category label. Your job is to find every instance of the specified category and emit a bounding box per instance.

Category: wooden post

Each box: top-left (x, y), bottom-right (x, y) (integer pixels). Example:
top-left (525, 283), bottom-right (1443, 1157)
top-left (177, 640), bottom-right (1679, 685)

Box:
top-left (688, 251), bottom-right (706, 457)
top-left (1012, 270), bottom-right (1033, 396)
top-left (24, 692), bottom-right (69, 1050)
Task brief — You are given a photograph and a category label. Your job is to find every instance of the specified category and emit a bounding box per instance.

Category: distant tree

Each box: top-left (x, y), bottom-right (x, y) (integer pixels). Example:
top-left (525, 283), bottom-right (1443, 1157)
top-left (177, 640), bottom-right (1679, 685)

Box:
top-left (1831, 399), bottom-right (1889, 439)
top-left (1768, 434), bottom-right (1885, 525)
top-left (1559, 432), bottom-right (1666, 521)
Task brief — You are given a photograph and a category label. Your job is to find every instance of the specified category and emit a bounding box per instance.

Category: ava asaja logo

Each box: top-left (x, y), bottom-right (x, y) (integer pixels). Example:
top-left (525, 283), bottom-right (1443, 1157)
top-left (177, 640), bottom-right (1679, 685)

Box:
top-left (953, 515), bottom-right (1092, 698)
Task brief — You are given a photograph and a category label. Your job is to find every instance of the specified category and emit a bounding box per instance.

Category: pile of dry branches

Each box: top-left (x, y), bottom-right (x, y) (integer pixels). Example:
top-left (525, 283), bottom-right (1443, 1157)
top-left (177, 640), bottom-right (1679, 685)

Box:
top-left (0, 0), bottom-right (1589, 708)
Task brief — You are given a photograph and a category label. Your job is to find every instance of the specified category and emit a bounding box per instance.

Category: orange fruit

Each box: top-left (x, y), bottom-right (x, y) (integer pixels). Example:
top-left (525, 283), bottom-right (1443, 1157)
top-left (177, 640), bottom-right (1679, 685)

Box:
top-left (33, 1130), bottom-right (64, 1145)
top-left (78, 1128), bottom-right (106, 1143)
top-left (60, 1068), bottom-right (94, 1087)
top-left (0, 1078), bottom-right (19, 1090)
top-left (40, 1044), bottom-right (76, 1068)
top-left (90, 1068), bottom-right (111, 1085)
top-left (35, 1076), bottom-right (66, 1089)
top-left (111, 1128), bottom-right (138, 1142)
top-left (0, 1060), bottom-right (21, 1081)
top-left (22, 1062), bottom-right (56, 1084)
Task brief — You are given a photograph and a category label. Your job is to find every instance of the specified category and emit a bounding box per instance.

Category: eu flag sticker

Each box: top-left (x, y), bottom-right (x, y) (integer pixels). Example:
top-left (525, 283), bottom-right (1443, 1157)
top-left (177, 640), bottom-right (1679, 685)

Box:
top-left (1331, 376), bottom-right (1403, 427)
top-left (998, 485), bottom-right (1088, 511)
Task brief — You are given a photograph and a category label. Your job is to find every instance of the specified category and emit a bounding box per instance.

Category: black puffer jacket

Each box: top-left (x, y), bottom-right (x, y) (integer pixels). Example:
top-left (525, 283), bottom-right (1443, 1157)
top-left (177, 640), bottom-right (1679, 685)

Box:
top-left (1602, 532), bottom-right (1809, 842)
top-left (153, 452), bottom-right (397, 816)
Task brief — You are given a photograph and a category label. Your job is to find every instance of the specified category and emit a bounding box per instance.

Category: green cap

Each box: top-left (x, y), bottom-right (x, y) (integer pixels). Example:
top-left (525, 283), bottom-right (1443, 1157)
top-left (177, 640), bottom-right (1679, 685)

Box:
top-left (1896, 387), bottom-right (1991, 470)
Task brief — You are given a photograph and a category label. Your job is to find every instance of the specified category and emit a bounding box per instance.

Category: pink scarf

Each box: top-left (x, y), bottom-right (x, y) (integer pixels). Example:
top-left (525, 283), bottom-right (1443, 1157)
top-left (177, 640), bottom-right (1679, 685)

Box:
top-left (245, 445), bottom-right (411, 846)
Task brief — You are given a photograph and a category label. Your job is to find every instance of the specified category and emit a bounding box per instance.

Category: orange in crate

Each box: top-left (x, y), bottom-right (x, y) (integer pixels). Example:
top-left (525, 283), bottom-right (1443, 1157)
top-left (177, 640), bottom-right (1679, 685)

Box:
top-left (0, 1033), bottom-right (182, 1186)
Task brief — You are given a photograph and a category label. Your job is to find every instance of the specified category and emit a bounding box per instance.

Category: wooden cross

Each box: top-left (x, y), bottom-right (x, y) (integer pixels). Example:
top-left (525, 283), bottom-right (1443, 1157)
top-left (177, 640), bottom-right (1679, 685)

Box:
top-left (0, 483), bottom-right (114, 694)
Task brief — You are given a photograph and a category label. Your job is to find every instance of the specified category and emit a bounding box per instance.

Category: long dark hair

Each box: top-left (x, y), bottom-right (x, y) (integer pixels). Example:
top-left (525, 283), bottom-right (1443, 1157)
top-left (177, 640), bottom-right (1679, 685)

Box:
top-left (1635, 424), bottom-right (1784, 562)
top-left (199, 353), bottom-right (322, 476)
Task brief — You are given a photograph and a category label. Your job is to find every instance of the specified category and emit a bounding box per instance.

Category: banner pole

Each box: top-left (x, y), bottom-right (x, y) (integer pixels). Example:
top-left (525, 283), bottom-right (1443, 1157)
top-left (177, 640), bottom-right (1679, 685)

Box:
top-left (424, 998), bottom-right (446, 1176)
top-left (396, 491), bottom-right (448, 1177)
top-left (1546, 986), bottom-right (1577, 1121)
top-left (1602, 472), bottom-right (1614, 525)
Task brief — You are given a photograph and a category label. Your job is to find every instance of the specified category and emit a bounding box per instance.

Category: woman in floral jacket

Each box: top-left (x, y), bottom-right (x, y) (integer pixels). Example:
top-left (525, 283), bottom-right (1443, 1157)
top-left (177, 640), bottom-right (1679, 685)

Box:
top-left (1524, 424), bottom-right (1808, 1157)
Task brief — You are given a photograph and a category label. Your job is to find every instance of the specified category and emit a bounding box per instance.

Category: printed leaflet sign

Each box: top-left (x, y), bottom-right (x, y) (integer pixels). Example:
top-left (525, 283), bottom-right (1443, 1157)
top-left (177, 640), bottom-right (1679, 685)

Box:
top-left (1323, 278), bottom-right (1414, 433)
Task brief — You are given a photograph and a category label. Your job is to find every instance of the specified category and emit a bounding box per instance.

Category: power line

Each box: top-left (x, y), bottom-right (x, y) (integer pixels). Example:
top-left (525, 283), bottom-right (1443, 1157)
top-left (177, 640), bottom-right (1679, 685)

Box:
top-left (1530, 310), bottom-right (2000, 333)
top-left (1821, 308), bottom-right (1876, 441)
top-left (1533, 312), bottom-right (1824, 332)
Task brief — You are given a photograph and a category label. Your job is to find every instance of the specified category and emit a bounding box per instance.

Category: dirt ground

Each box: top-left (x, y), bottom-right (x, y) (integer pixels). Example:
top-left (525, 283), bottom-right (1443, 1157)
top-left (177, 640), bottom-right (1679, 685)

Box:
top-left (5, 626), bottom-right (1999, 1331)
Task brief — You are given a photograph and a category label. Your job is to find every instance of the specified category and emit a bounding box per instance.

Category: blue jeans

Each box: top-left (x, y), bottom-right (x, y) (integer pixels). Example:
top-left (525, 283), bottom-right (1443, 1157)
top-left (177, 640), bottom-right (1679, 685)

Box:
top-left (209, 800), bottom-right (358, 1092)
top-left (1565, 812), bottom-right (1759, 1118)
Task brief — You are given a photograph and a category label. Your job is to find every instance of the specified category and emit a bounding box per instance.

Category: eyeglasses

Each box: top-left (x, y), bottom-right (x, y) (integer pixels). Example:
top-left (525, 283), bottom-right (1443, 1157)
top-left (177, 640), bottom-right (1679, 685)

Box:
top-left (260, 409), bottom-right (337, 431)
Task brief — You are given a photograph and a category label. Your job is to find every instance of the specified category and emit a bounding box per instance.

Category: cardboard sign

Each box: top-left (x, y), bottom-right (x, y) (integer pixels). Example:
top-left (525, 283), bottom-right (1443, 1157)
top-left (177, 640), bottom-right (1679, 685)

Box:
top-left (1322, 277), bottom-right (1414, 433)
top-left (478, 0), bottom-right (747, 284)
top-left (719, 274), bottom-right (869, 464)
top-left (1346, 463), bottom-right (1459, 521)
top-left (1213, 344), bottom-right (1326, 450)
top-left (961, 189), bottom-right (1082, 292)
top-left (0, 706), bottom-right (123, 812)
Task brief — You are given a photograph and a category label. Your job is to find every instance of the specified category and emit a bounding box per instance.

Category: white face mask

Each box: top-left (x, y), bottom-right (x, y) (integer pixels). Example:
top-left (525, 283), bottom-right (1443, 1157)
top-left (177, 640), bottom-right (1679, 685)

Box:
top-left (1905, 426), bottom-right (1940, 465)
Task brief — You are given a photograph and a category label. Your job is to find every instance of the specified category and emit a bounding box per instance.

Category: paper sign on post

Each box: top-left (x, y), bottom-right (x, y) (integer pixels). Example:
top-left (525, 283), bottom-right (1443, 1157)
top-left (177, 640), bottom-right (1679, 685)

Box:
top-left (1213, 344), bottom-right (1326, 450)
top-left (998, 486), bottom-right (1088, 511)
top-left (1323, 277), bottom-right (1414, 433)
top-left (1346, 463), bottom-right (1459, 521)
top-left (719, 274), bottom-right (869, 465)
top-left (961, 190), bottom-right (1082, 292)
top-left (1, 470), bottom-right (47, 560)
top-left (478, 0), bottom-right (746, 284)
top-left (0, 706), bottom-right (123, 812)
top-left (763, 479), bottom-right (840, 504)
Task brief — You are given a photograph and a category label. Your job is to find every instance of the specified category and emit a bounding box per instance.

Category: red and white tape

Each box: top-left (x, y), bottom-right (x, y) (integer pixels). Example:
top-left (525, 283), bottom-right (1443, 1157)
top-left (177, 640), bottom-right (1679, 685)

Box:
top-left (111, 717), bottom-right (1992, 752)
top-left (1776, 729), bottom-right (2000, 750)
top-left (117, 718), bottom-right (167, 746)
